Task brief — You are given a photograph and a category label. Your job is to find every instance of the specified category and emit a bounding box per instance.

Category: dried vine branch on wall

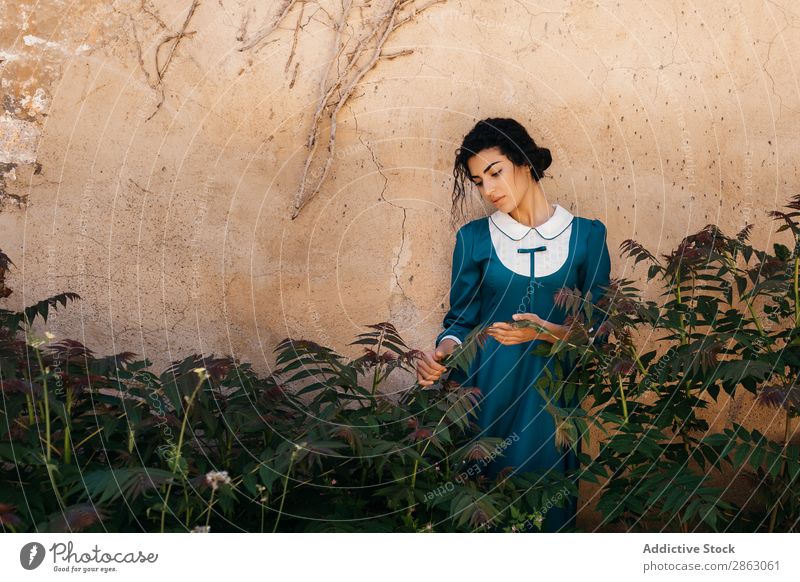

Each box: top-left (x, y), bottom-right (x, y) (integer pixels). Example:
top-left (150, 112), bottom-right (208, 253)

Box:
top-left (239, 0), bottom-right (444, 219)
top-left (147, 0), bottom-right (201, 122)
top-left (238, 0), bottom-right (304, 52)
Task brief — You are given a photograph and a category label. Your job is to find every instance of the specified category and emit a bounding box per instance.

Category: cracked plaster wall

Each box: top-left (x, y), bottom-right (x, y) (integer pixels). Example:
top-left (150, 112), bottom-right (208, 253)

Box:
top-left (1, 0), bottom-right (800, 526)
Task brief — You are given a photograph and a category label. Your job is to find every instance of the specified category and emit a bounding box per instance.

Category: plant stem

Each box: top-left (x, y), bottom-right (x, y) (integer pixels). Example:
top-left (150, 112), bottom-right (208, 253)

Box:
top-left (33, 347), bottom-right (52, 463)
top-left (42, 385), bottom-right (51, 463)
top-left (408, 395), bottom-right (465, 517)
top-left (160, 375), bottom-right (205, 533)
top-left (784, 410), bottom-right (792, 443)
top-left (73, 426), bottom-right (103, 450)
top-left (260, 495), bottom-right (266, 533)
top-left (25, 393), bottom-right (34, 425)
top-left (371, 329), bottom-right (385, 397)
top-left (205, 489), bottom-right (216, 528)
top-left (768, 411), bottom-right (794, 532)
top-left (768, 499), bottom-right (778, 533)
top-left (675, 269), bottom-right (688, 346)
top-left (690, 272), bottom-right (696, 337)
top-left (632, 350), bottom-right (649, 379)
top-left (672, 271), bottom-right (693, 401)
top-left (794, 254), bottom-right (800, 327)
top-left (617, 375), bottom-right (629, 423)
top-left (62, 404), bottom-right (71, 465)
top-left (160, 482), bottom-right (176, 533)
top-left (127, 422), bottom-right (135, 455)
top-left (184, 488), bottom-right (191, 528)
top-left (44, 454), bottom-right (66, 509)
top-left (739, 288), bottom-right (790, 385)
top-left (727, 255), bottom-right (767, 335)
top-left (62, 388), bottom-right (73, 465)
top-left (184, 491), bottom-right (191, 529)
top-left (272, 448), bottom-right (298, 533)
top-left (732, 261), bottom-right (791, 384)
top-left (746, 300), bottom-right (766, 336)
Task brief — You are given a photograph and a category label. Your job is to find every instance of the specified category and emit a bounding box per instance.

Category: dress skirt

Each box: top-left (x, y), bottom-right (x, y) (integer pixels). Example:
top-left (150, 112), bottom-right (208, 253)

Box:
top-left (436, 212), bottom-right (611, 532)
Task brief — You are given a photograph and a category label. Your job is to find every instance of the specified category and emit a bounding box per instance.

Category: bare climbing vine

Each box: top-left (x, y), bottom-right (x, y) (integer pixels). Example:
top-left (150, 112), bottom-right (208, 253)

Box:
top-left (147, 0), bottom-right (201, 121)
top-left (237, 0), bottom-right (304, 52)
top-left (238, 0), bottom-right (444, 219)
top-left (125, 0), bottom-right (441, 214)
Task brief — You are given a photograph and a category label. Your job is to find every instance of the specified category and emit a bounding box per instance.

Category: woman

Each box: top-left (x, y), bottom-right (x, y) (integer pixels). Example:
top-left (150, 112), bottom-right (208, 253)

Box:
top-left (415, 118), bottom-right (612, 532)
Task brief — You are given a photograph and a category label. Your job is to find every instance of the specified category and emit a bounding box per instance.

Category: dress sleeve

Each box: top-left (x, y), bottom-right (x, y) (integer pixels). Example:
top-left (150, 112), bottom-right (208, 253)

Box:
top-left (578, 219), bottom-right (612, 333)
top-left (435, 224), bottom-right (483, 348)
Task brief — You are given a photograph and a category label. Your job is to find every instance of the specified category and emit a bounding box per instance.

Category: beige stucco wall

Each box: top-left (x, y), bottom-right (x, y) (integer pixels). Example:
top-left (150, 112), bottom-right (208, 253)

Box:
top-left (2, 0), bottom-right (799, 526)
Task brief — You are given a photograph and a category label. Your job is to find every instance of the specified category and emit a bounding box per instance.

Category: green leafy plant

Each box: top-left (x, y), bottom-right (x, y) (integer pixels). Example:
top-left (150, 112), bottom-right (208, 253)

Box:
top-left (507, 197), bottom-right (800, 532)
top-left (0, 252), bottom-right (576, 532)
top-left (4, 193), bottom-right (798, 533)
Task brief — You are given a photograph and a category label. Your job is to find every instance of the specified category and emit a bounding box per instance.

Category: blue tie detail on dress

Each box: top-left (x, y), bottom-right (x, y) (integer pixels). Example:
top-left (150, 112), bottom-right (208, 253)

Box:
top-left (517, 245), bottom-right (547, 309)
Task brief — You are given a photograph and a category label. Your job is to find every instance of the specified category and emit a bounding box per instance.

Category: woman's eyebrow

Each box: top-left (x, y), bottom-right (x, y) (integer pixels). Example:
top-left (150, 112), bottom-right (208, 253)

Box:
top-left (470, 160), bottom-right (501, 179)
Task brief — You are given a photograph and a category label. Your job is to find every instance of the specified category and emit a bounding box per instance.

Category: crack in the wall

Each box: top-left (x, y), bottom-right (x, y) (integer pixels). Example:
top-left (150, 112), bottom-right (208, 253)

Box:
top-left (760, 15), bottom-right (798, 119)
top-left (288, 0), bottom-right (445, 219)
top-left (358, 132), bottom-right (410, 300)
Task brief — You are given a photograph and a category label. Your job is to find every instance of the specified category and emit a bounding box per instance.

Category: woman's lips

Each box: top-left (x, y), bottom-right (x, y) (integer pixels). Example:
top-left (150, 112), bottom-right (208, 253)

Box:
top-left (492, 196), bottom-right (505, 206)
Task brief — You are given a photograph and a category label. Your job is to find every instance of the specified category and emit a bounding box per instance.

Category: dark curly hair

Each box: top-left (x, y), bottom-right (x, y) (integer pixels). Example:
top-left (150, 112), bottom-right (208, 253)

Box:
top-left (450, 118), bottom-right (552, 228)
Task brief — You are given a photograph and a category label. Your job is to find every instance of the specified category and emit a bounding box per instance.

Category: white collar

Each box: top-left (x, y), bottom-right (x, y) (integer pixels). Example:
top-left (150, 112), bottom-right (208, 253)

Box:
top-left (489, 203), bottom-right (574, 240)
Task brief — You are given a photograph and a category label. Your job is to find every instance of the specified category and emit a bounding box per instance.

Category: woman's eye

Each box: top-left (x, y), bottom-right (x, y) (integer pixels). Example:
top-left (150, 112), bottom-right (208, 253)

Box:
top-left (490, 170), bottom-right (502, 177)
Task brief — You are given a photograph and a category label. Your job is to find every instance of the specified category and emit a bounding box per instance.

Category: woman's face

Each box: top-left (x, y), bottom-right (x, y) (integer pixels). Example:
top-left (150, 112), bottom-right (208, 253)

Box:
top-left (466, 147), bottom-right (531, 213)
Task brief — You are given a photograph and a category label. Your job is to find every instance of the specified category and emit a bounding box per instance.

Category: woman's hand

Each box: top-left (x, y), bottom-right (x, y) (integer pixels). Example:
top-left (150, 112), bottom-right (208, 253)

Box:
top-left (414, 339), bottom-right (457, 386)
top-left (486, 313), bottom-right (564, 345)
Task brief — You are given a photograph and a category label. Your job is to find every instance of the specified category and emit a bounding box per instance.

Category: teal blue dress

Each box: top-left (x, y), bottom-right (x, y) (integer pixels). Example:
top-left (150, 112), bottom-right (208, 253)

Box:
top-left (435, 207), bottom-right (611, 532)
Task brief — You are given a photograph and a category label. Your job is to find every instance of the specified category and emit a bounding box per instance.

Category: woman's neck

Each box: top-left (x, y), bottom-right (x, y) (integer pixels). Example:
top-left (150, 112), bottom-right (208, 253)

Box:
top-left (509, 181), bottom-right (552, 228)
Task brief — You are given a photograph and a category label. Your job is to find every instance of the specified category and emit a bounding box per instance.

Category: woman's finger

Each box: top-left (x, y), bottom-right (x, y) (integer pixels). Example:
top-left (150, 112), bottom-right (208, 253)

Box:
top-left (418, 369), bottom-right (442, 385)
top-left (493, 331), bottom-right (524, 345)
top-left (424, 359), bottom-right (446, 378)
top-left (491, 331), bottom-right (508, 344)
top-left (512, 313), bottom-right (538, 322)
top-left (490, 329), bottom-right (513, 339)
top-left (424, 357), bottom-right (447, 373)
top-left (422, 355), bottom-right (447, 373)
top-left (417, 372), bottom-right (437, 385)
top-left (416, 352), bottom-right (442, 371)
top-left (490, 322), bottom-right (514, 331)
top-left (416, 360), bottom-right (438, 378)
